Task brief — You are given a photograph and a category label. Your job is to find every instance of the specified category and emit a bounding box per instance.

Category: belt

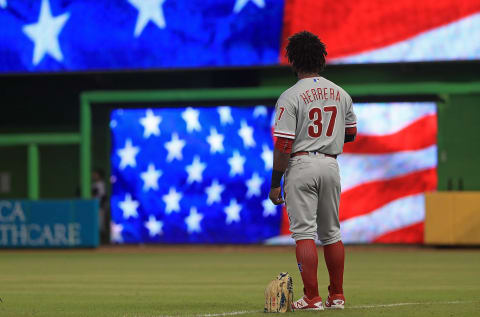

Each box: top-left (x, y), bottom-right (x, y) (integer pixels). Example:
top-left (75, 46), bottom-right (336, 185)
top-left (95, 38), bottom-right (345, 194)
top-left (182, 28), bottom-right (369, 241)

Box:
top-left (291, 151), bottom-right (337, 159)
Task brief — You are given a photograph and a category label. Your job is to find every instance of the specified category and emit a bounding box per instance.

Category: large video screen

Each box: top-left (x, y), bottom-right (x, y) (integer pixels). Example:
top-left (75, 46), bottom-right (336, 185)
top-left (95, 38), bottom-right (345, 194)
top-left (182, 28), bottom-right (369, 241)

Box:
top-left (1, 0), bottom-right (479, 73)
top-left (0, 0), bottom-right (283, 73)
top-left (281, 0), bottom-right (480, 64)
top-left (110, 102), bottom-right (437, 244)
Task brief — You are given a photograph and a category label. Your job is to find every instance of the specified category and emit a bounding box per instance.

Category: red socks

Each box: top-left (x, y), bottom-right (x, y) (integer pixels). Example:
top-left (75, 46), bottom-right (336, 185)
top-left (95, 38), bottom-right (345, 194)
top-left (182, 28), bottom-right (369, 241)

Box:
top-left (296, 240), bottom-right (345, 298)
top-left (323, 241), bottom-right (345, 294)
top-left (295, 239), bottom-right (319, 299)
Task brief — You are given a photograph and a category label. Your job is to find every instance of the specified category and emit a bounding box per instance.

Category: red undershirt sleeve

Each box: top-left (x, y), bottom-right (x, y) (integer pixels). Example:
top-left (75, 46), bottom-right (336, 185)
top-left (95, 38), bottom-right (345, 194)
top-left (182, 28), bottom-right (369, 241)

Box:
top-left (275, 137), bottom-right (294, 154)
top-left (345, 127), bottom-right (357, 143)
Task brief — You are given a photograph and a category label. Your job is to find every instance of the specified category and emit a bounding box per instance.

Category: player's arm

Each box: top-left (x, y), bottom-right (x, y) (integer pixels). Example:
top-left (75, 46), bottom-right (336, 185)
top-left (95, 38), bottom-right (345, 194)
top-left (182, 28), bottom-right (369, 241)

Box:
top-left (344, 96), bottom-right (357, 143)
top-left (269, 137), bottom-right (294, 205)
top-left (269, 96), bottom-right (296, 205)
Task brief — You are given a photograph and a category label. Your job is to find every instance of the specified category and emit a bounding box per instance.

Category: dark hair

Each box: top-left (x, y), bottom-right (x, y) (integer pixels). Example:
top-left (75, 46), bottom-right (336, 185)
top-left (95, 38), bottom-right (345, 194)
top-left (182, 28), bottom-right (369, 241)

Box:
top-left (285, 31), bottom-right (327, 74)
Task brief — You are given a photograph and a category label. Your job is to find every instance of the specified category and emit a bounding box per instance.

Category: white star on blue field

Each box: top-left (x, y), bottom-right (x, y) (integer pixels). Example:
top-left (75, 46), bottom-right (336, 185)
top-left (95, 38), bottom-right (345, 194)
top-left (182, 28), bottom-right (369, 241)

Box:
top-left (110, 106), bottom-right (281, 244)
top-left (1, 0), bottom-right (284, 72)
top-left (23, 0), bottom-right (70, 65)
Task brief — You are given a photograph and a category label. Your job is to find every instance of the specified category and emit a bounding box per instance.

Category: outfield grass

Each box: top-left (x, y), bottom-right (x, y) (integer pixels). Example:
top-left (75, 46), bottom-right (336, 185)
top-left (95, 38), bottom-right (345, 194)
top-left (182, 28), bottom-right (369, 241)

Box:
top-left (0, 246), bottom-right (479, 317)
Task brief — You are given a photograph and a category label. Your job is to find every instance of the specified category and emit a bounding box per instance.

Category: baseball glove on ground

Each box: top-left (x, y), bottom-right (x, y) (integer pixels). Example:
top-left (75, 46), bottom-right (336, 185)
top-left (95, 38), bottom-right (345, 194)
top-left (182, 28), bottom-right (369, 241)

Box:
top-left (264, 272), bottom-right (294, 313)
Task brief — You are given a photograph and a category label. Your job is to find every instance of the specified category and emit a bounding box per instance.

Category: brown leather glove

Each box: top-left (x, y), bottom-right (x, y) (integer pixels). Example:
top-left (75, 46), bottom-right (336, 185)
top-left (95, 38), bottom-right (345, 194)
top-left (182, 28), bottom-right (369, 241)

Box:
top-left (264, 272), bottom-right (294, 313)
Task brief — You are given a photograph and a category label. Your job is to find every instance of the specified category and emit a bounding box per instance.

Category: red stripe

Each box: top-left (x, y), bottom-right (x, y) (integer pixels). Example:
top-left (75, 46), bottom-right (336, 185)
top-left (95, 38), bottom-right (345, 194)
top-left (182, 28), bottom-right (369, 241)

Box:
top-left (373, 222), bottom-right (424, 244)
top-left (343, 114), bottom-right (437, 154)
top-left (281, 0), bottom-right (480, 60)
top-left (339, 168), bottom-right (437, 221)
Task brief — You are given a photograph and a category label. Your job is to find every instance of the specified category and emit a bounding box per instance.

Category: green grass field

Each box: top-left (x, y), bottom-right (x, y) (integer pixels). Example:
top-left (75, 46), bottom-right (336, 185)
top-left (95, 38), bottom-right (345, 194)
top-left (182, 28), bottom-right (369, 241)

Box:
top-left (0, 246), bottom-right (479, 317)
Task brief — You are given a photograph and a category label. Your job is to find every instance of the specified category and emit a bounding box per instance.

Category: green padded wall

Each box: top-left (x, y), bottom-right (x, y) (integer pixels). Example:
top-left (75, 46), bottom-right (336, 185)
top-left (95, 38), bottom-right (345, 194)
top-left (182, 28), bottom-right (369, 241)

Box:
top-left (437, 94), bottom-right (480, 190)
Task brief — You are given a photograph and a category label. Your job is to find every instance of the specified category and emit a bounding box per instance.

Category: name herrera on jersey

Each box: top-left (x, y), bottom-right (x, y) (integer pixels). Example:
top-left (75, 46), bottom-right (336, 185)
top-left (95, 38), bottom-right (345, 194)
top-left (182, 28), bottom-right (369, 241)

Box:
top-left (300, 88), bottom-right (341, 105)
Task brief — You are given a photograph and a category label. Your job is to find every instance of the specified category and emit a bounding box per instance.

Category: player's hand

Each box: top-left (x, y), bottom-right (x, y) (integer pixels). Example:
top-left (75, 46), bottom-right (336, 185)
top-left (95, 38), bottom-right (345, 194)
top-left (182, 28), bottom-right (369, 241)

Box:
top-left (269, 187), bottom-right (285, 205)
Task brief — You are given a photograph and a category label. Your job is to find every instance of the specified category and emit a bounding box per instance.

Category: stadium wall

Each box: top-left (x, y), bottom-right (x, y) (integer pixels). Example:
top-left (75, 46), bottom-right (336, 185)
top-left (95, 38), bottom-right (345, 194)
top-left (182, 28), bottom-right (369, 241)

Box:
top-left (425, 192), bottom-right (480, 245)
top-left (437, 94), bottom-right (480, 191)
top-left (0, 62), bottom-right (479, 199)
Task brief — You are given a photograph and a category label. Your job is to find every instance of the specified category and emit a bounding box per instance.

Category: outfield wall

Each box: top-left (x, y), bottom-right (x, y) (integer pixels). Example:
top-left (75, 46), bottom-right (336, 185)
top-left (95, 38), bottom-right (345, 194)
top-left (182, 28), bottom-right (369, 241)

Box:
top-left (0, 63), bottom-right (479, 245)
top-left (425, 192), bottom-right (480, 245)
top-left (0, 200), bottom-right (99, 248)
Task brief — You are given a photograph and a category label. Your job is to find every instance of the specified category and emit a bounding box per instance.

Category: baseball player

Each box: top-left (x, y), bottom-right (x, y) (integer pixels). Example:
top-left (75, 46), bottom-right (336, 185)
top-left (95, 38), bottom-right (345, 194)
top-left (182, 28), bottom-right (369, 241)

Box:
top-left (269, 31), bottom-right (357, 310)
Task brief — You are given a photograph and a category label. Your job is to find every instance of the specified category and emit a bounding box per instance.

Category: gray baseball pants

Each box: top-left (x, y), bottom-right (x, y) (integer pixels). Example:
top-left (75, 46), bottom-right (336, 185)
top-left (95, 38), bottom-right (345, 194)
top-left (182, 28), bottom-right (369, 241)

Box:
top-left (284, 152), bottom-right (342, 245)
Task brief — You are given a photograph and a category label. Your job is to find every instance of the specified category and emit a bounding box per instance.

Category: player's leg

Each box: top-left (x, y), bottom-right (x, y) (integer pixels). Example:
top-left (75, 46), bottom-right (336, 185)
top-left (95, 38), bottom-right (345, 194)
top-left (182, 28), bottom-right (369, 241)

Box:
top-left (284, 156), bottom-right (319, 241)
top-left (323, 242), bottom-right (345, 309)
top-left (315, 156), bottom-right (345, 309)
top-left (295, 239), bottom-right (318, 299)
top-left (284, 156), bottom-right (323, 310)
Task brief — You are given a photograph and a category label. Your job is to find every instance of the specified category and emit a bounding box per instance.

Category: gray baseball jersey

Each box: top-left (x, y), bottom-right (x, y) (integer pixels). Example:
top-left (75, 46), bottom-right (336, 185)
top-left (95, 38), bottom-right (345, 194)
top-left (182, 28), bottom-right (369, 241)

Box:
top-left (273, 76), bottom-right (357, 155)
top-left (273, 76), bottom-right (357, 244)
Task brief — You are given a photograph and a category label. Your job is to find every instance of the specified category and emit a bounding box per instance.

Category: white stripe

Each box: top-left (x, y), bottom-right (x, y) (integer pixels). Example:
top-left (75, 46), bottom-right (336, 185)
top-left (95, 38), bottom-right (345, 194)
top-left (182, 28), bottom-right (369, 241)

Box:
top-left (340, 194), bottom-right (425, 243)
top-left (348, 300), bottom-right (477, 309)
top-left (273, 129), bottom-right (295, 136)
top-left (149, 300), bottom-right (478, 317)
top-left (353, 102), bottom-right (436, 135)
top-left (332, 13), bottom-right (480, 64)
top-left (339, 145), bottom-right (437, 192)
top-left (150, 311), bottom-right (258, 317)
top-left (201, 300), bottom-right (476, 315)
top-left (273, 131), bottom-right (296, 139)
top-left (196, 311), bottom-right (257, 317)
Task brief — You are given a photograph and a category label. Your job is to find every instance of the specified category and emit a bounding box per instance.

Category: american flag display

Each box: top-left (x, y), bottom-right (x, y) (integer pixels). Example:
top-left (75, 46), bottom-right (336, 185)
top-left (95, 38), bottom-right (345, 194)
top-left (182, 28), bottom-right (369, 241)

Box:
top-left (0, 0), bottom-right (283, 72)
top-left (110, 106), bottom-right (282, 243)
top-left (1, 0), bottom-right (479, 73)
top-left (341, 103), bottom-right (437, 243)
top-left (281, 0), bottom-right (480, 64)
top-left (110, 102), bottom-right (437, 244)
top-left (268, 102), bottom-right (438, 244)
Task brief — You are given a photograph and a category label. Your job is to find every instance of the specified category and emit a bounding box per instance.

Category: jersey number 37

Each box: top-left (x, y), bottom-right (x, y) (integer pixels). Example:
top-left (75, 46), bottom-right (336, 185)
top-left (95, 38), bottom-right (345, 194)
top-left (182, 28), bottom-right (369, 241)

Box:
top-left (307, 106), bottom-right (337, 138)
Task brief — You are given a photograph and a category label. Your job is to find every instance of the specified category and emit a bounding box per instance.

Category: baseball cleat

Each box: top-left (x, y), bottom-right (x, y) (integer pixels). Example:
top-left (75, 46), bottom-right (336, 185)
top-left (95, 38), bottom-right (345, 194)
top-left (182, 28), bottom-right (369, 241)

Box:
top-left (292, 295), bottom-right (324, 310)
top-left (325, 293), bottom-right (345, 309)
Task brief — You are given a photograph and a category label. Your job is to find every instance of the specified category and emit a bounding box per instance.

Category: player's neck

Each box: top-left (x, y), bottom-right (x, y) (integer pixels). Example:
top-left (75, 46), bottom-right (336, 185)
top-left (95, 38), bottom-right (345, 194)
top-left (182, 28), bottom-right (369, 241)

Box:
top-left (297, 72), bottom-right (320, 80)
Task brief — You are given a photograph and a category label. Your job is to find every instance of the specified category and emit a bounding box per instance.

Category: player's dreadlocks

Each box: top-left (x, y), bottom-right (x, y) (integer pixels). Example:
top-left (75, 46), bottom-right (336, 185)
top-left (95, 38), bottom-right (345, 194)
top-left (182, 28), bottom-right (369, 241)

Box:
top-left (285, 31), bottom-right (327, 74)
